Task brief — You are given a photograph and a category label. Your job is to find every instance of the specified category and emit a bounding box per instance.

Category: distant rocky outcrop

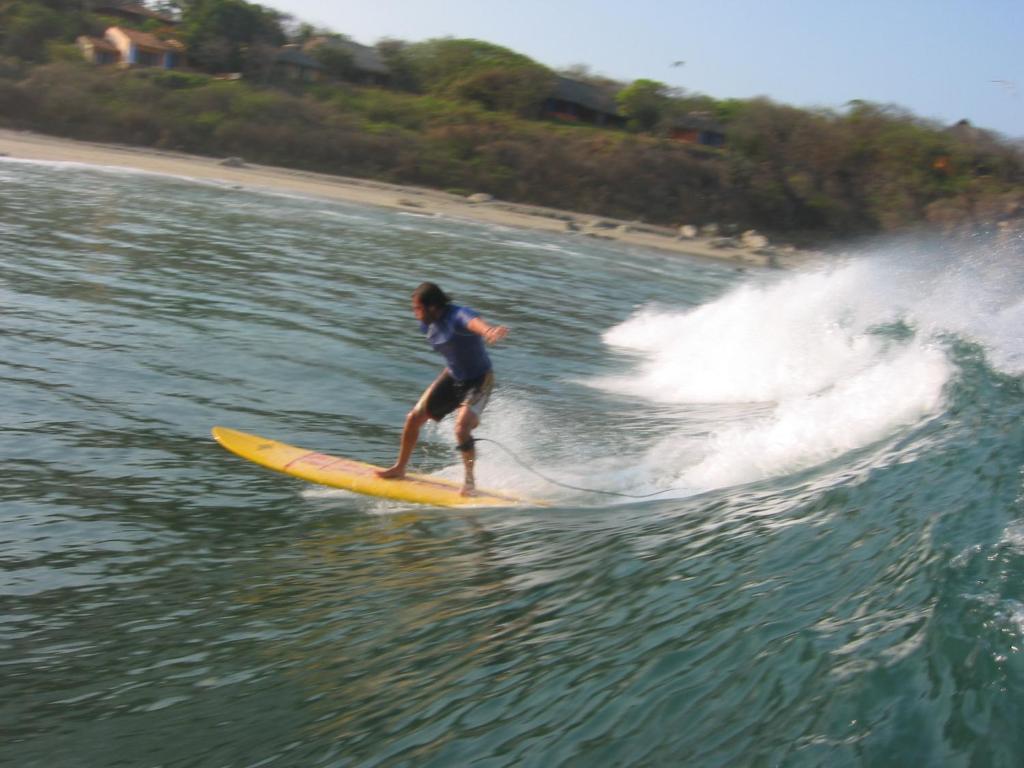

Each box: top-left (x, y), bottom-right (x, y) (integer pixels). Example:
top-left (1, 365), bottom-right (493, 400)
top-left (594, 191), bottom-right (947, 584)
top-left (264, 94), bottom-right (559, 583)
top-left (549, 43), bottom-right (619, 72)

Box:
top-left (740, 229), bottom-right (769, 249)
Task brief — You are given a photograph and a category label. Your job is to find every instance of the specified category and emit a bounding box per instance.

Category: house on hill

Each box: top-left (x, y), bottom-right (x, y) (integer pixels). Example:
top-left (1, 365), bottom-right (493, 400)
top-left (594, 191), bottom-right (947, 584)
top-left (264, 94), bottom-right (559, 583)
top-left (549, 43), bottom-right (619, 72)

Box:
top-left (77, 35), bottom-right (119, 65)
top-left (542, 76), bottom-right (625, 127)
top-left (304, 37), bottom-right (390, 85)
top-left (669, 112), bottom-right (726, 147)
top-left (273, 46), bottom-right (324, 82)
top-left (78, 26), bottom-right (184, 68)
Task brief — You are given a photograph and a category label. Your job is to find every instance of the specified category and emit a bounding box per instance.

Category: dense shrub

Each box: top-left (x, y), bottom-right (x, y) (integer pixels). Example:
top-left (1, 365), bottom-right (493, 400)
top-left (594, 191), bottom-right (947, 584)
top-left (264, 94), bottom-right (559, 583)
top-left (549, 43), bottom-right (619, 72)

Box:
top-left (4, 58), bottom-right (1022, 242)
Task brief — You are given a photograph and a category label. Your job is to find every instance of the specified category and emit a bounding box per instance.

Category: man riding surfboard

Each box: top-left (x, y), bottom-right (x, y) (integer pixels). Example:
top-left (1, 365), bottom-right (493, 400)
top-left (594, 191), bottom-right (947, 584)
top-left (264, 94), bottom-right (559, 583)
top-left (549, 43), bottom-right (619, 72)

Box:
top-left (376, 282), bottom-right (509, 496)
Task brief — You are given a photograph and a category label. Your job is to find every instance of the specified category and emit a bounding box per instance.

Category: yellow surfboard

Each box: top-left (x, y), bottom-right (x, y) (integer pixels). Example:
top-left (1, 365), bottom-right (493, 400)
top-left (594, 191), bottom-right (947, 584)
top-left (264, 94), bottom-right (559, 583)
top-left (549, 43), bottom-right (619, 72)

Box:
top-left (212, 426), bottom-right (533, 508)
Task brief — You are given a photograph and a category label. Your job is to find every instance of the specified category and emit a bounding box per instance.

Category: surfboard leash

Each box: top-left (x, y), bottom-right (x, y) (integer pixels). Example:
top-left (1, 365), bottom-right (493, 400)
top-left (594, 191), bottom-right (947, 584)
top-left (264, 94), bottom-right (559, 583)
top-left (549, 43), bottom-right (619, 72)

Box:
top-left (473, 437), bottom-right (687, 499)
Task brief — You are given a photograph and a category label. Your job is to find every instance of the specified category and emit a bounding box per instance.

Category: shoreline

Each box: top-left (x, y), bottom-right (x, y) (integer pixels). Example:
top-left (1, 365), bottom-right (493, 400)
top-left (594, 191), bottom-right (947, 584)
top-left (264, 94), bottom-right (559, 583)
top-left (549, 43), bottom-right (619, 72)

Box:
top-left (0, 129), bottom-right (812, 268)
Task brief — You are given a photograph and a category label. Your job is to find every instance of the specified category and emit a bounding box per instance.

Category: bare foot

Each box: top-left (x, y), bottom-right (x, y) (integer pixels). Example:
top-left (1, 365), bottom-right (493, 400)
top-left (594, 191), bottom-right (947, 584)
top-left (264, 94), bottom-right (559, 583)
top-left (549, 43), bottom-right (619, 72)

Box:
top-left (375, 465), bottom-right (406, 479)
top-left (460, 483), bottom-right (477, 497)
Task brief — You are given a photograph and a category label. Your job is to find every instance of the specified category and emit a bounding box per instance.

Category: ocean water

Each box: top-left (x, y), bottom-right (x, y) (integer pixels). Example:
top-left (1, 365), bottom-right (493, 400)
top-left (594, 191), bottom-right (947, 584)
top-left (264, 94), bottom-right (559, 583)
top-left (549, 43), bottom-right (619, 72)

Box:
top-left (2, 158), bottom-right (1023, 767)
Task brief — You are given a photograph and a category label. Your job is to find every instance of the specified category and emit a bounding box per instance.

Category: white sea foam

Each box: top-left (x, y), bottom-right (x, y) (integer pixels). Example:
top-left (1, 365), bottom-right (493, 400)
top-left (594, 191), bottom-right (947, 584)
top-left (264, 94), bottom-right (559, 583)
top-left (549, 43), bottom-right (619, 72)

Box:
top-left (892, 239), bottom-right (1022, 375)
top-left (1007, 601), bottom-right (1024, 639)
top-left (598, 263), bottom-right (894, 403)
top-left (0, 155), bottom-right (229, 188)
top-left (426, 391), bottom-right (559, 499)
top-left (590, 240), bottom-right (1021, 492)
top-left (1001, 520), bottom-right (1024, 550)
top-left (676, 345), bottom-right (950, 488)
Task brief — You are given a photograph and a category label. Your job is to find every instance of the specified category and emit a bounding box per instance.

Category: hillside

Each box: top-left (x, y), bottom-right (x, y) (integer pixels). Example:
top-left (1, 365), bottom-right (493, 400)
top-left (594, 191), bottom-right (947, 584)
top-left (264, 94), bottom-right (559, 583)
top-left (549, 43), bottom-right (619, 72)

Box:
top-left (2, 0), bottom-right (1022, 245)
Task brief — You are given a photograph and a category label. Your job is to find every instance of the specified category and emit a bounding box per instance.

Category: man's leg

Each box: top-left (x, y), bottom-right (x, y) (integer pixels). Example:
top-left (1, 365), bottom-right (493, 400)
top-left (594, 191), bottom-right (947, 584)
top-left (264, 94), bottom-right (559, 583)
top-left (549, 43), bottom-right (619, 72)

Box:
top-left (377, 371), bottom-right (451, 479)
top-left (454, 405), bottom-right (480, 495)
top-left (376, 407), bottom-right (430, 479)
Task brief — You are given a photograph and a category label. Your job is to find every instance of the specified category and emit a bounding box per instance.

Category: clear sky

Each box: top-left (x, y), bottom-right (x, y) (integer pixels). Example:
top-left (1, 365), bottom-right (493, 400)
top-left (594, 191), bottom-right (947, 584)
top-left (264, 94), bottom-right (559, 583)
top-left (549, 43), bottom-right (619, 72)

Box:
top-left (266, 0), bottom-right (1022, 139)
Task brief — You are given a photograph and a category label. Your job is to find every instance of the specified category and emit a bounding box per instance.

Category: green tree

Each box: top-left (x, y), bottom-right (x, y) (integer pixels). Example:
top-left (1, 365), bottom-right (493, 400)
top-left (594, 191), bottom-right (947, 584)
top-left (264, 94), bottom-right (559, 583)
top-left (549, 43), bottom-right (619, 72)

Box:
top-left (311, 43), bottom-right (355, 82)
top-left (448, 66), bottom-right (553, 116)
top-left (402, 38), bottom-right (553, 115)
top-left (616, 79), bottom-right (671, 132)
top-left (180, 0), bottom-right (285, 72)
top-left (303, 34), bottom-right (358, 82)
top-left (375, 38), bottom-right (418, 91)
top-left (1, 2), bottom-right (69, 62)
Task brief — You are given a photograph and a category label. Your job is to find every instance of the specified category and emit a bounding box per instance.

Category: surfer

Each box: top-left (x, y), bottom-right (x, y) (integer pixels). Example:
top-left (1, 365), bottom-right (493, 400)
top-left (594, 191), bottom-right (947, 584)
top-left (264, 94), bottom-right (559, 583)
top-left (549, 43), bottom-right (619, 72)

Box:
top-left (376, 282), bottom-right (509, 495)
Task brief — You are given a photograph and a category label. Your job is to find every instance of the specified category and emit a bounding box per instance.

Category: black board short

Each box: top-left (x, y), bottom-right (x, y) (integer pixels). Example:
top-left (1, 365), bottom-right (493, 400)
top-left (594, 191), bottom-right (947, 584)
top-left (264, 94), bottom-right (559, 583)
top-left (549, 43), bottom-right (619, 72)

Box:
top-left (416, 370), bottom-right (494, 421)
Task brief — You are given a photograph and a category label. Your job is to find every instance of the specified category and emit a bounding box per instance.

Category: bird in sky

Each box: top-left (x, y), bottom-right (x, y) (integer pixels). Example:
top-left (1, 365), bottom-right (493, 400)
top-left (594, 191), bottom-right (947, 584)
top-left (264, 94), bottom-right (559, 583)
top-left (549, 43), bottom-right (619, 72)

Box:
top-left (991, 79), bottom-right (1019, 99)
top-left (671, 60), bottom-right (686, 67)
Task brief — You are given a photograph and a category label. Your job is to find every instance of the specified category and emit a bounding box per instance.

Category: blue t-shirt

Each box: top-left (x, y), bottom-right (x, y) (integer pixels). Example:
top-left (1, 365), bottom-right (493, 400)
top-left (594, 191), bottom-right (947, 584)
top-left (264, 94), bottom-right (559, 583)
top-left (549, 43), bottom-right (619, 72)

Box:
top-left (421, 304), bottom-right (492, 381)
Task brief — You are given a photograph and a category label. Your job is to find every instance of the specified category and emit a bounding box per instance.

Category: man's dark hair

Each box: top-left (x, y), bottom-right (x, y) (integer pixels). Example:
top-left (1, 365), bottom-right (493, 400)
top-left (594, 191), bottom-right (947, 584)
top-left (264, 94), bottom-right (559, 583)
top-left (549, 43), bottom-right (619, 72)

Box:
top-left (412, 282), bottom-right (450, 308)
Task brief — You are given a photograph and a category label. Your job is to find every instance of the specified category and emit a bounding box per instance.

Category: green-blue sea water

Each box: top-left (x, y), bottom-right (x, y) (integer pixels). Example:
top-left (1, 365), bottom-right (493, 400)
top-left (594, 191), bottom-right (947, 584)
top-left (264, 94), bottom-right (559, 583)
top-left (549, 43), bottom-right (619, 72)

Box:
top-left (2, 158), bottom-right (1023, 767)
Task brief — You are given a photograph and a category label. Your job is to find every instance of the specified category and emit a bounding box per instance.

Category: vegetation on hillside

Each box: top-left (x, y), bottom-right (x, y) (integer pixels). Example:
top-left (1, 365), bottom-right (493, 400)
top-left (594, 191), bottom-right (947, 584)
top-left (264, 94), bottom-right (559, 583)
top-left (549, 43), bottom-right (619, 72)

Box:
top-left (2, 0), bottom-right (1022, 245)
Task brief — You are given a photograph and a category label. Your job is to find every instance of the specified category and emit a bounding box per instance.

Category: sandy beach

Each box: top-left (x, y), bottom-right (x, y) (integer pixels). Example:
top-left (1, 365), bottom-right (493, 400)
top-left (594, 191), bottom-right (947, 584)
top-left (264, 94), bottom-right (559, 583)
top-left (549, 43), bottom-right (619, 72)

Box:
top-left (0, 129), bottom-right (808, 268)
